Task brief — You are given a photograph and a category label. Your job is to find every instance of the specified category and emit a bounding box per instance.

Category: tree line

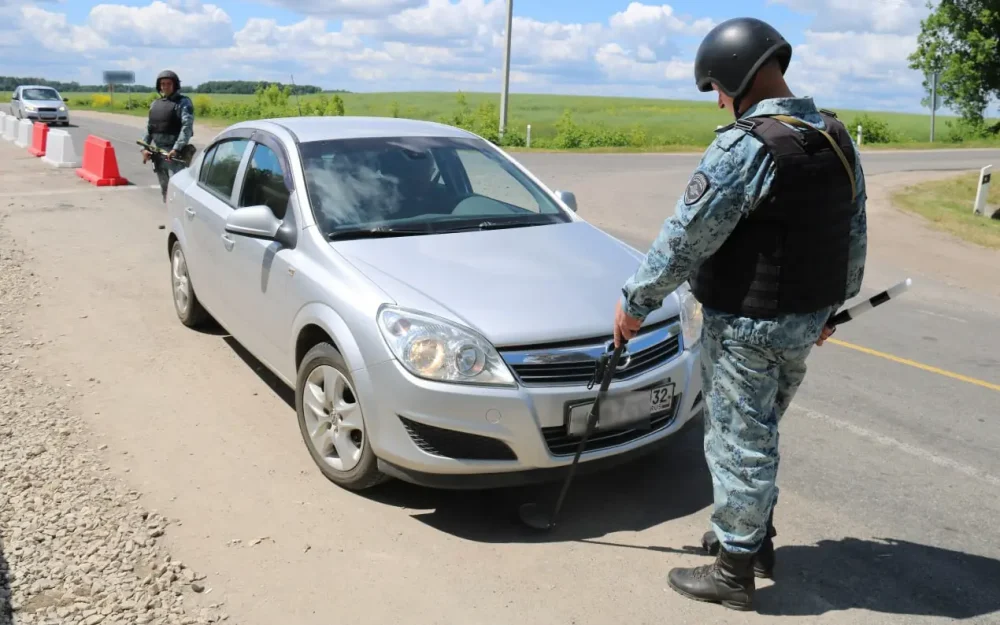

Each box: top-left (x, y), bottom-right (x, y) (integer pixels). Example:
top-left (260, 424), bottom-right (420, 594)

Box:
top-left (0, 76), bottom-right (348, 96)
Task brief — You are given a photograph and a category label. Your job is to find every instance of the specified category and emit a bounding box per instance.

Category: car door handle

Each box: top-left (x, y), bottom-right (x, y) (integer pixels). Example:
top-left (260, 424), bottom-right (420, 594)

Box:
top-left (184, 207), bottom-right (196, 218)
top-left (221, 234), bottom-right (235, 251)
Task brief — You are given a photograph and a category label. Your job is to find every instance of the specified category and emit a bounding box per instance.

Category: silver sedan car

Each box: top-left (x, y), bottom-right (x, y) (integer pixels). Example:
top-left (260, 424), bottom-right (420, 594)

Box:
top-left (165, 116), bottom-right (705, 491)
top-left (10, 85), bottom-right (71, 125)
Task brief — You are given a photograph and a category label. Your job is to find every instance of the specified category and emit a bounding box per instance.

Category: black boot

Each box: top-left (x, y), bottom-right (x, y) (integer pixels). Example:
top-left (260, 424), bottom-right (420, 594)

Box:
top-left (667, 548), bottom-right (755, 611)
top-left (701, 515), bottom-right (776, 578)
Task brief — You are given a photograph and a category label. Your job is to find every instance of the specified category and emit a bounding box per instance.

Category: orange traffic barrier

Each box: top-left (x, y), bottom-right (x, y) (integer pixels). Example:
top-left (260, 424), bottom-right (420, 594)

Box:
top-left (75, 135), bottom-right (128, 186)
top-left (27, 121), bottom-right (48, 157)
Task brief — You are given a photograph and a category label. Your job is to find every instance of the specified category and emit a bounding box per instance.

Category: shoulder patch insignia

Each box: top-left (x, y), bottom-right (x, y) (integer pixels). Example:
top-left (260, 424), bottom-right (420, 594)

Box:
top-left (684, 171), bottom-right (710, 205)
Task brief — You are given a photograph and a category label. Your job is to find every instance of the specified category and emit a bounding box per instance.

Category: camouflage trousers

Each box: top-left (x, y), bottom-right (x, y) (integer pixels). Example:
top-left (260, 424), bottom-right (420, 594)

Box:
top-left (699, 314), bottom-right (816, 555)
top-left (152, 155), bottom-right (188, 202)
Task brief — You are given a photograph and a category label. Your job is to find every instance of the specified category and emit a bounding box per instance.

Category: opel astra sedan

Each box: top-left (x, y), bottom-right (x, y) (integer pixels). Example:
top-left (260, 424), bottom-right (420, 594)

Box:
top-left (164, 116), bottom-right (705, 491)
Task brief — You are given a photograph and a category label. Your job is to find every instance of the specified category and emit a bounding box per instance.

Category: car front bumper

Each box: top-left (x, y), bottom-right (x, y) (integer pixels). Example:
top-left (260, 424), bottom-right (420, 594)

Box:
top-left (23, 110), bottom-right (70, 124)
top-left (353, 341), bottom-right (705, 490)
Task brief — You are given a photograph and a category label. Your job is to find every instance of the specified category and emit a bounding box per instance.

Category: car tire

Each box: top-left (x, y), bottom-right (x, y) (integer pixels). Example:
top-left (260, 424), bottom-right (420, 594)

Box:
top-left (169, 240), bottom-right (209, 328)
top-left (296, 342), bottom-right (388, 491)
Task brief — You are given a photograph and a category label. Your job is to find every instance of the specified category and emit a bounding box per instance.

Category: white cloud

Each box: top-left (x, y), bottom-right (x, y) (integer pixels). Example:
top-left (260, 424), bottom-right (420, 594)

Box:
top-left (0, 0), bottom-right (949, 114)
top-left (769, 0), bottom-right (928, 35)
top-left (21, 5), bottom-right (109, 54)
top-left (256, 0), bottom-right (424, 18)
top-left (89, 1), bottom-right (232, 48)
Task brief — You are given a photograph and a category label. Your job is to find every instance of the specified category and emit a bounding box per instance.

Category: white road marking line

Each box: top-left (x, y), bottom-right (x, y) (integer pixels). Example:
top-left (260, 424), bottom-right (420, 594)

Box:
top-left (1, 185), bottom-right (159, 198)
top-left (792, 405), bottom-right (1000, 487)
top-left (915, 309), bottom-right (968, 323)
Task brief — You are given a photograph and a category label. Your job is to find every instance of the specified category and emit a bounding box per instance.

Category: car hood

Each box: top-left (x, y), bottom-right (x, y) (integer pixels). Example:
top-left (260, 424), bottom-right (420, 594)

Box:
top-left (332, 220), bottom-right (679, 347)
top-left (24, 99), bottom-right (64, 108)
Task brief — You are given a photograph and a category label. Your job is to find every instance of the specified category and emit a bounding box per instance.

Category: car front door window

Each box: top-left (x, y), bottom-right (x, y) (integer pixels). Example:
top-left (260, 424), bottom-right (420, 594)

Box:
top-left (201, 139), bottom-right (249, 203)
top-left (239, 143), bottom-right (290, 219)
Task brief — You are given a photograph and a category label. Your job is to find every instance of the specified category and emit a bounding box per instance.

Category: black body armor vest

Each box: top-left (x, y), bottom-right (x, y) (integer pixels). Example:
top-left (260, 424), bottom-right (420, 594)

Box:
top-left (689, 111), bottom-right (859, 319)
top-left (148, 97), bottom-right (182, 136)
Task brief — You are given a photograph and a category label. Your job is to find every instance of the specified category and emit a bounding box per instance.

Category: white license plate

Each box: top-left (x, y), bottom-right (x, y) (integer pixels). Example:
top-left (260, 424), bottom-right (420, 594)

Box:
top-left (566, 382), bottom-right (676, 436)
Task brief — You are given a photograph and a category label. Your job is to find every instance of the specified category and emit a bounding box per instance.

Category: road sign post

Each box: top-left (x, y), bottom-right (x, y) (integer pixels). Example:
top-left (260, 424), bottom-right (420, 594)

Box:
top-left (103, 70), bottom-right (136, 108)
top-left (930, 71), bottom-right (939, 142)
top-left (498, 0), bottom-right (513, 141)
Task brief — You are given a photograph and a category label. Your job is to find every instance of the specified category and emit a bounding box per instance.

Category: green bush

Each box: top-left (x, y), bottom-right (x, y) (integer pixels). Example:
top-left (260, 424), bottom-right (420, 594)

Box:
top-left (848, 113), bottom-right (900, 144)
top-left (943, 118), bottom-right (1000, 143)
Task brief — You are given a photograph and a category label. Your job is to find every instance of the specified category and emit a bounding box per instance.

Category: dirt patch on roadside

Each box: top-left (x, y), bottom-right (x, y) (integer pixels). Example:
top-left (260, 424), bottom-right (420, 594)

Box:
top-left (865, 170), bottom-right (1000, 299)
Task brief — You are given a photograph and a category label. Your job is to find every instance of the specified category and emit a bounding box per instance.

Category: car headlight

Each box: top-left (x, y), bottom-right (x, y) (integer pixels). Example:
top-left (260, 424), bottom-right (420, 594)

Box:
top-left (377, 305), bottom-right (516, 387)
top-left (59, 106), bottom-right (66, 112)
top-left (676, 283), bottom-right (703, 349)
top-left (25, 104), bottom-right (36, 112)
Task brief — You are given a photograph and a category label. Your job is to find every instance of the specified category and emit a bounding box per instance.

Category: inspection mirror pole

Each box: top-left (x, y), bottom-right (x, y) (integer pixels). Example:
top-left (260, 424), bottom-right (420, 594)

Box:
top-left (499, 0), bottom-right (513, 141)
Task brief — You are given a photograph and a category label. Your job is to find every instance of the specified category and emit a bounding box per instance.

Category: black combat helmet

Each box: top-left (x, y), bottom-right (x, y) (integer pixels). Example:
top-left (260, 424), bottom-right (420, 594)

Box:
top-left (156, 70), bottom-right (181, 93)
top-left (694, 17), bottom-right (791, 114)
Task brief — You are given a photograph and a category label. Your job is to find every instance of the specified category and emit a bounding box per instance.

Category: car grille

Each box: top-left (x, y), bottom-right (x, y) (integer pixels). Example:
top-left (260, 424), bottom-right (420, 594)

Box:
top-left (541, 392), bottom-right (683, 456)
top-left (399, 416), bottom-right (518, 461)
top-left (499, 317), bottom-right (682, 386)
top-left (38, 108), bottom-right (58, 113)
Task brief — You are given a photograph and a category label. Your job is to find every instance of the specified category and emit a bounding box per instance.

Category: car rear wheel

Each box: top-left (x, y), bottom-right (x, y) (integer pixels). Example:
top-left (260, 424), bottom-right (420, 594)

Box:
top-left (170, 240), bottom-right (208, 327)
top-left (296, 343), bottom-right (387, 491)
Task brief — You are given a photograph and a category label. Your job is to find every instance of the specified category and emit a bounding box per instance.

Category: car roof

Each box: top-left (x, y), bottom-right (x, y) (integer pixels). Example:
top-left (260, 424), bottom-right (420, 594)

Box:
top-left (19, 85), bottom-right (60, 91)
top-left (243, 116), bottom-right (480, 142)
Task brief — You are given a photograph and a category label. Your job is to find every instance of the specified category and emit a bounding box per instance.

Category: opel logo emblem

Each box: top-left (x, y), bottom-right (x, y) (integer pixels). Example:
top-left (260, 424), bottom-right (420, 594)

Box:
top-left (606, 341), bottom-right (631, 370)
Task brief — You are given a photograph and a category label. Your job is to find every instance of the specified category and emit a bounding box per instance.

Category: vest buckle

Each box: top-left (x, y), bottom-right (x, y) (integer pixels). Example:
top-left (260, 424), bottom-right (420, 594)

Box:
top-left (734, 118), bottom-right (757, 133)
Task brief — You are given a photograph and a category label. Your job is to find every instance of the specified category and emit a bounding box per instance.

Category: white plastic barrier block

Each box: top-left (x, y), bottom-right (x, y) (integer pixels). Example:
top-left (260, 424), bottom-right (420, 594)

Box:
top-left (42, 129), bottom-right (80, 168)
top-left (2, 116), bottom-right (16, 142)
top-left (15, 118), bottom-right (32, 148)
top-left (973, 164), bottom-right (992, 216)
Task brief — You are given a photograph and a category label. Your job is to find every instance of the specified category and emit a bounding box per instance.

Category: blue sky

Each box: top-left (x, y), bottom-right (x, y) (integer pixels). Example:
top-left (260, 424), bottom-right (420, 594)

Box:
top-left (0, 0), bottom-right (942, 114)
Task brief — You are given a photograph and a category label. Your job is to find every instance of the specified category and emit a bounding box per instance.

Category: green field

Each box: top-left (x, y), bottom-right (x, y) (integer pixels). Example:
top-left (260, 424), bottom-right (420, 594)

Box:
top-left (5, 88), bottom-right (999, 152)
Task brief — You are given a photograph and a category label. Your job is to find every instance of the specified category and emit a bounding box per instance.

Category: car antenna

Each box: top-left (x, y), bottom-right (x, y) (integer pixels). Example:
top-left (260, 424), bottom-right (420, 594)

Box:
top-left (290, 74), bottom-right (302, 116)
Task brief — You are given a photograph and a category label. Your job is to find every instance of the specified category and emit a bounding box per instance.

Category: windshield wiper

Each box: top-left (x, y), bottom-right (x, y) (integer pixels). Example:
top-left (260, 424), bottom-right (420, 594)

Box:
top-left (327, 225), bottom-right (431, 240)
top-left (441, 220), bottom-right (537, 233)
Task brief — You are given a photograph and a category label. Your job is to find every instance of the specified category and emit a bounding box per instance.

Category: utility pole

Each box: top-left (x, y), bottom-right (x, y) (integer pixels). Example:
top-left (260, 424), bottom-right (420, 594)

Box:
top-left (930, 71), bottom-right (938, 142)
top-left (499, 0), bottom-right (513, 140)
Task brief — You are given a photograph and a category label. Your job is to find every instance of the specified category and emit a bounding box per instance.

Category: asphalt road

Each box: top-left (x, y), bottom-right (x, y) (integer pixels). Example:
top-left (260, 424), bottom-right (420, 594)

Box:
top-left (1, 109), bottom-right (999, 625)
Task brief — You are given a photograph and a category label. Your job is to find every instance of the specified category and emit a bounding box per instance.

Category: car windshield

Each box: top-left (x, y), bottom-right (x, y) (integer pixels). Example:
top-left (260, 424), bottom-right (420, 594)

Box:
top-left (22, 88), bottom-right (60, 101)
top-left (299, 135), bottom-right (571, 238)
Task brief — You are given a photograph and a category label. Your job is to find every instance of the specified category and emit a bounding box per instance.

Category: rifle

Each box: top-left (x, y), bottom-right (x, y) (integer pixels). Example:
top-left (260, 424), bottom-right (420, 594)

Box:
top-left (137, 140), bottom-right (194, 165)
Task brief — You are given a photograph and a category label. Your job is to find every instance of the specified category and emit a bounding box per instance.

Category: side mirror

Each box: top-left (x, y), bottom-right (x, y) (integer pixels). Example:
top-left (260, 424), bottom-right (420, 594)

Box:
top-left (225, 205), bottom-right (294, 247)
top-left (555, 190), bottom-right (577, 212)
top-left (63, 97), bottom-right (70, 102)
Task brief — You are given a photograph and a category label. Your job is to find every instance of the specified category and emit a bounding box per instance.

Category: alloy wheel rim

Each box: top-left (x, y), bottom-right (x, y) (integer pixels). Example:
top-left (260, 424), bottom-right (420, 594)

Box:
top-left (171, 248), bottom-right (190, 315)
top-left (302, 365), bottom-right (365, 472)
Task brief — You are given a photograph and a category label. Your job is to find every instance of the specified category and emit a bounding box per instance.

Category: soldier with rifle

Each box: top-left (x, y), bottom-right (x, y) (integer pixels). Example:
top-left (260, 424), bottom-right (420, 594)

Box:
top-left (140, 70), bottom-right (195, 203)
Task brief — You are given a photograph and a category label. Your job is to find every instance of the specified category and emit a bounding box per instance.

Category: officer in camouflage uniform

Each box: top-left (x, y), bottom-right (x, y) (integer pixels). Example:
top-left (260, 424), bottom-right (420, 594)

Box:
top-left (613, 17), bottom-right (867, 612)
top-left (140, 70), bottom-right (195, 203)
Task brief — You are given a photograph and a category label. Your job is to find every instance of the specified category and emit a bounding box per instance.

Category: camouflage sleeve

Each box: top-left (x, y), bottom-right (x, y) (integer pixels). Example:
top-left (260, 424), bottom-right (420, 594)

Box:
top-left (620, 135), bottom-right (770, 320)
top-left (171, 97), bottom-right (195, 152)
top-left (844, 140), bottom-right (868, 301)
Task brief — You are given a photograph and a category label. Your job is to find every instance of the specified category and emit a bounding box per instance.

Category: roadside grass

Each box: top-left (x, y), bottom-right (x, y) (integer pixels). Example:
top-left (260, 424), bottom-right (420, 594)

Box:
top-left (5, 89), bottom-right (999, 153)
top-left (892, 172), bottom-right (1000, 249)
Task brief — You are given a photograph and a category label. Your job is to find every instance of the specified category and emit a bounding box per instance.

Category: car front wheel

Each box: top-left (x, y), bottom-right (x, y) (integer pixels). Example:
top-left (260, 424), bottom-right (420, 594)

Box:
top-left (170, 240), bottom-right (208, 327)
top-left (296, 343), bottom-right (387, 491)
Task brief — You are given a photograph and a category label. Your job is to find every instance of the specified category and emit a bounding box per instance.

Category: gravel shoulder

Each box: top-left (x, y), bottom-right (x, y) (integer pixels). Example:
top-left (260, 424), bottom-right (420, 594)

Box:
top-left (0, 216), bottom-right (228, 625)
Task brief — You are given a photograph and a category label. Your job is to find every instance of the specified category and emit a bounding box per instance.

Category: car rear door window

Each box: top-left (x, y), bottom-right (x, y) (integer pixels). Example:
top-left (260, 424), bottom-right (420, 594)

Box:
top-left (201, 139), bottom-right (249, 202)
top-left (239, 143), bottom-right (290, 219)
